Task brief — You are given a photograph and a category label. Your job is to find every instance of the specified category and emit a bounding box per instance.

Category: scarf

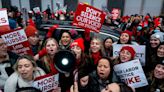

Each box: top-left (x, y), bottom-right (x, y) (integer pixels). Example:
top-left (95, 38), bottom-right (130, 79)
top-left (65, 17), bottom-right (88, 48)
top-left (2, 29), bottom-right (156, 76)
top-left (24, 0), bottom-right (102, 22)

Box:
top-left (91, 51), bottom-right (102, 65)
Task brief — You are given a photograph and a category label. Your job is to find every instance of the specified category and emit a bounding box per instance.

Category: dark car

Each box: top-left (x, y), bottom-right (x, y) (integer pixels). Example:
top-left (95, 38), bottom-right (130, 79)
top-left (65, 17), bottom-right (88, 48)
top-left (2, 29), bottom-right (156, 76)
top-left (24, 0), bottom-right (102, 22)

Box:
top-left (38, 20), bottom-right (120, 42)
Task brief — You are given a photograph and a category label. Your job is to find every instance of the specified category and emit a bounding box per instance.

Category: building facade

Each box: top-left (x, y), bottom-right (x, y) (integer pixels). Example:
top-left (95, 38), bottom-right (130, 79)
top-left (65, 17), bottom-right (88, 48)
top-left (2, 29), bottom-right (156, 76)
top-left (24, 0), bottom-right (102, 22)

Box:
top-left (0, 0), bottom-right (163, 16)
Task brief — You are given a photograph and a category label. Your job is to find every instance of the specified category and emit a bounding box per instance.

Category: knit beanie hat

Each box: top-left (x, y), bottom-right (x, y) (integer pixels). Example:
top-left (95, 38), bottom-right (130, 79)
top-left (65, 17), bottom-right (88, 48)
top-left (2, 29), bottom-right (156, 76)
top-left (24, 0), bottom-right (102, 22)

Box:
top-left (69, 29), bottom-right (78, 39)
top-left (25, 25), bottom-right (38, 37)
top-left (151, 32), bottom-right (164, 43)
top-left (120, 46), bottom-right (136, 59)
top-left (121, 30), bottom-right (132, 41)
top-left (70, 37), bottom-right (85, 52)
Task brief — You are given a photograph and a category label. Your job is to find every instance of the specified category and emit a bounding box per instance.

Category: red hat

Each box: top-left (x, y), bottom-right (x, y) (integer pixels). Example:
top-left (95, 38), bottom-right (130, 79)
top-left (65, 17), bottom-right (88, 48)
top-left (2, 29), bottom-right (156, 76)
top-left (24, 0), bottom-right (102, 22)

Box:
top-left (120, 46), bottom-right (136, 59)
top-left (70, 38), bottom-right (85, 52)
top-left (121, 30), bottom-right (132, 41)
top-left (144, 15), bottom-right (150, 21)
top-left (25, 25), bottom-right (38, 37)
top-left (122, 16), bottom-right (129, 22)
top-left (154, 17), bottom-right (161, 27)
top-left (69, 29), bottom-right (78, 39)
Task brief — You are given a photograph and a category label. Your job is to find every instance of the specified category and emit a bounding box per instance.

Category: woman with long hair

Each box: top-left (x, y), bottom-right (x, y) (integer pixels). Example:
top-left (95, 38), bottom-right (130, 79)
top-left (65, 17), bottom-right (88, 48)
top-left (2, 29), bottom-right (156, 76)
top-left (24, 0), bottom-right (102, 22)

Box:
top-left (4, 55), bottom-right (45, 92)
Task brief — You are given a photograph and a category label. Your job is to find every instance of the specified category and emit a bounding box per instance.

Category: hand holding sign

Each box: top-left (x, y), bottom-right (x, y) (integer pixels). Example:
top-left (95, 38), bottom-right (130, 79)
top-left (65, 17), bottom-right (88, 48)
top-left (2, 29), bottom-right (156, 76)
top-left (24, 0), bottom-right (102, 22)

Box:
top-left (114, 59), bottom-right (148, 88)
top-left (33, 74), bottom-right (59, 92)
top-left (113, 44), bottom-right (146, 66)
top-left (1, 29), bottom-right (33, 56)
top-left (73, 3), bottom-right (106, 33)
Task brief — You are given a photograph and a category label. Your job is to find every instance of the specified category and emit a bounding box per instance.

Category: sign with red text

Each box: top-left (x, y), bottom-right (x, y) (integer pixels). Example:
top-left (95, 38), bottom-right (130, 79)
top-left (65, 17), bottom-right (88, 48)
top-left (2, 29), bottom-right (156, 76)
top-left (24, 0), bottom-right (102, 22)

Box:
top-left (1, 29), bottom-right (33, 56)
top-left (111, 8), bottom-right (121, 20)
top-left (114, 59), bottom-right (148, 88)
top-left (33, 74), bottom-right (59, 92)
top-left (113, 44), bottom-right (146, 66)
top-left (73, 3), bottom-right (106, 33)
top-left (0, 9), bottom-right (9, 26)
top-left (33, 7), bottom-right (40, 13)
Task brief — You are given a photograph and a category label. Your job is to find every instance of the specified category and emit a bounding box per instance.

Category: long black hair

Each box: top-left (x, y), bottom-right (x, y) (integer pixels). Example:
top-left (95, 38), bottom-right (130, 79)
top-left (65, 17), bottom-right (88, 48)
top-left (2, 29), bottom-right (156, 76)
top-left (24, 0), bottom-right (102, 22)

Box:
top-left (97, 57), bottom-right (113, 81)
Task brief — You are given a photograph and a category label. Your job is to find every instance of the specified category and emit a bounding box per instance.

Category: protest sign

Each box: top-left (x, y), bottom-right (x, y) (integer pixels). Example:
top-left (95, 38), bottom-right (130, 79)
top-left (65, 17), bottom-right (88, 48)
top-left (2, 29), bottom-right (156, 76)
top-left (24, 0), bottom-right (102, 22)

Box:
top-left (0, 9), bottom-right (10, 35)
top-left (0, 9), bottom-right (9, 26)
top-left (1, 29), bottom-right (33, 55)
top-left (33, 74), bottom-right (59, 92)
top-left (113, 44), bottom-right (146, 66)
top-left (33, 7), bottom-right (40, 13)
top-left (73, 2), bottom-right (106, 33)
top-left (111, 8), bottom-right (121, 20)
top-left (114, 59), bottom-right (148, 88)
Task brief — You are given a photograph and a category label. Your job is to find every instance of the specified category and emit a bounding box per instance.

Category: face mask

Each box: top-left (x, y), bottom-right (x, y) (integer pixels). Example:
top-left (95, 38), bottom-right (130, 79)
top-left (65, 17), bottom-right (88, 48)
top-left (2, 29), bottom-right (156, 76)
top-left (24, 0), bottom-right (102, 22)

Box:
top-left (153, 29), bottom-right (160, 33)
top-left (137, 26), bottom-right (142, 31)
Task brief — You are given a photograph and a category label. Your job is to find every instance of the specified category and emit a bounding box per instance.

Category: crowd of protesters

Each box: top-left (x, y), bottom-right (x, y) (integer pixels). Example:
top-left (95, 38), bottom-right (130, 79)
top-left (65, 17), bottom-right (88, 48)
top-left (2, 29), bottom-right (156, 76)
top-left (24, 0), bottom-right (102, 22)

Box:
top-left (0, 5), bottom-right (164, 92)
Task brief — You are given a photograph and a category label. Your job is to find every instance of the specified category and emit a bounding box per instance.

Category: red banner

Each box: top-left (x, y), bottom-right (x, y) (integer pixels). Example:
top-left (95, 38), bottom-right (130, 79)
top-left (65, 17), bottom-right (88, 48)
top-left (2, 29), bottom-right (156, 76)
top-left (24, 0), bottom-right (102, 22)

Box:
top-left (73, 3), bottom-right (106, 33)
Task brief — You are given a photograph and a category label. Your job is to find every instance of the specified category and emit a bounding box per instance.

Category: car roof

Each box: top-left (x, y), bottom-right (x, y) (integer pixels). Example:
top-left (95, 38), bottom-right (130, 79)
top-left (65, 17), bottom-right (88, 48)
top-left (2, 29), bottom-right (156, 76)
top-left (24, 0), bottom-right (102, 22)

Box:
top-left (39, 20), bottom-right (120, 41)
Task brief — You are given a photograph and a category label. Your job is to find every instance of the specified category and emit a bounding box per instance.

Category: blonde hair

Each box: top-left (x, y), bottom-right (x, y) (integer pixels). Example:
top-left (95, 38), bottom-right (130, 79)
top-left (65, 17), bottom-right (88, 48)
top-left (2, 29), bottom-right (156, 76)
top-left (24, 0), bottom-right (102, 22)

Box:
top-left (44, 38), bottom-right (59, 49)
top-left (13, 55), bottom-right (37, 71)
top-left (89, 36), bottom-right (106, 56)
top-left (42, 38), bottom-right (59, 72)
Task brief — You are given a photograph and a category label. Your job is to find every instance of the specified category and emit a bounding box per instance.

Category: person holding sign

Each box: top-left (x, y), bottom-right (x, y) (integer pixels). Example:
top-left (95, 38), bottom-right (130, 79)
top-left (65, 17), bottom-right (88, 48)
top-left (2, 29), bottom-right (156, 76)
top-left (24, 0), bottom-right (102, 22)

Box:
top-left (33, 25), bottom-right (59, 60)
top-left (113, 46), bottom-right (148, 92)
top-left (113, 46), bottom-right (136, 65)
top-left (0, 36), bottom-right (19, 91)
top-left (147, 61), bottom-right (164, 92)
top-left (25, 25), bottom-right (40, 55)
top-left (4, 55), bottom-right (45, 92)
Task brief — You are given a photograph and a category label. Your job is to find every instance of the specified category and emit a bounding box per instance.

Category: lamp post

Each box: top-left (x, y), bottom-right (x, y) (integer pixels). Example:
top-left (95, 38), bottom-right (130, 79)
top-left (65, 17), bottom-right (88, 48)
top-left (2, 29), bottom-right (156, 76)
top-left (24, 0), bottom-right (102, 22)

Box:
top-left (140, 0), bottom-right (145, 15)
top-left (19, 0), bottom-right (22, 10)
top-left (51, 0), bottom-right (54, 12)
